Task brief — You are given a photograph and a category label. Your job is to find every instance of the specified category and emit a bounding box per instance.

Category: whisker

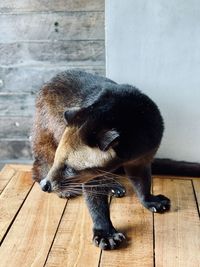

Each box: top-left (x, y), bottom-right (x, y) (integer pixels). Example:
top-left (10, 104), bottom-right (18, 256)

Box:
top-left (61, 174), bottom-right (117, 183)
top-left (56, 169), bottom-right (126, 194)
top-left (97, 169), bottom-right (126, 179)
top-left (59, 183), bottom-right (121, 191)
top-left (59, 180), bottom-right (120, 186)
top-left (57, 186), bottom-right (111, 196)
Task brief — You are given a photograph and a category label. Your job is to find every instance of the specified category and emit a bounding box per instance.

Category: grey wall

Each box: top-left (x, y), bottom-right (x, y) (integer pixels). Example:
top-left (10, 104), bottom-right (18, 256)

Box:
top-left (0, 0), bottom-right (105, 163)
top-left (106, 0), bottom-right (200, 162)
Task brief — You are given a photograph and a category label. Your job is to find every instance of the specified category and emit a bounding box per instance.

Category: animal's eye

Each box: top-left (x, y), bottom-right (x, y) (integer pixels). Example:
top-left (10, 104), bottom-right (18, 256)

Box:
top-left (63, 165), bottom-right (76, 176)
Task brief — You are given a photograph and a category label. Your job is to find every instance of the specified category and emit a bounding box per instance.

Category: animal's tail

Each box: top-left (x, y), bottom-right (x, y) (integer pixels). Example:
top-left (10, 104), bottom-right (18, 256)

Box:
top-left (152, 158), bottom-right (200, 177)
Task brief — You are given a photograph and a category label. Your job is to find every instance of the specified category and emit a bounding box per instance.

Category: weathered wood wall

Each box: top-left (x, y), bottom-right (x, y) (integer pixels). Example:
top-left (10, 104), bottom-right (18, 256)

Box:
top-left (0, 0), bottom-right (105, 162)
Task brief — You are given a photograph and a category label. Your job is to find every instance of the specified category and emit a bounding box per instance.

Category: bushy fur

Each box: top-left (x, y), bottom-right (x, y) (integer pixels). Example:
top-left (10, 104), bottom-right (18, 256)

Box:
top-left (32, 69), bottom-right (164, 182)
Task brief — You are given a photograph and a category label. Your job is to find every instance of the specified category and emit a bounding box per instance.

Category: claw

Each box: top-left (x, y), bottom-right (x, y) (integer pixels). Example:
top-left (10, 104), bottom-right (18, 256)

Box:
top-left (152, 207), bottom-right (157, 212)
top-left (93, 231), bottom-right (126, 250)
top-left (94, 236), bottom-right (100, 246)
top-left (113, 232), bottom-right (126, 241)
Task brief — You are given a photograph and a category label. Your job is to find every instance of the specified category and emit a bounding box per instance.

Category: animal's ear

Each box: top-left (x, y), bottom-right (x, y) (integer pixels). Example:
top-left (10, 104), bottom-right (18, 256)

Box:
top-left (63, 108), bottom-right (80, 124)
top-left (98, 129), bottom-right (120, 151)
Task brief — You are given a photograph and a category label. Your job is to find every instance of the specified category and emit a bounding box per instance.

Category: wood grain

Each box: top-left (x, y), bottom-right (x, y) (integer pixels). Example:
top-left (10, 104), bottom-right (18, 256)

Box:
top-left (0, 41), bottom-right (105, 65)
top-left (0, 93), bottom-right (35, 116)
top-left (0, 171), bottom-right (33, 242)
top-left (0, 164), bottom-right (16, 193)
top-left (9, 164), bottom-right (32, 172)
top-left (193, 179), bottom-right (200, 213)
top-left (0, 12), bottom-right (104, 42)
top-left (0, 139), bottom-right (32, 160)
top-left (45, 195), bottom-right (101, 267)
top-left (0, 161), bottom-right (33, 171)
top-left (154, 178), bottom-right (200, 267)
top-left (100, 181), bottom-right (153, 267)
top-left (0, 116), bottom-right (32, 138)
top-left (0, 182), bottom-right (67, 267)
top-left (0, 0), bottom-right (105, 161)
top-left (0, 66), bottom-right (105, 93)
top-left (0, 0), bottom-right (104, 12)
top-left (0, 167), bottom-right (200, 266)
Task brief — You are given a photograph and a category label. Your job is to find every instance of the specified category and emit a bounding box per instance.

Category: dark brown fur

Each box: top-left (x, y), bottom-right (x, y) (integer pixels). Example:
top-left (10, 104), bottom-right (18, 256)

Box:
top-left (31, 70), bottom-right (171, 250)
top-left (32, 77), bottom-right (76, 182)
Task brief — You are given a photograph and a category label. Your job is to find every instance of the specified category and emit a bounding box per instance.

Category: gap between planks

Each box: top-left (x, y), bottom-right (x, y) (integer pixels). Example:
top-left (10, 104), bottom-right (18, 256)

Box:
top-left (0, 165), bottom-right (17, 193)
top-left (192, 179), bottom-right (200, 217)
top-left (99, 181), bottom-right (154, 267)
top-left (0, 171), bottom-right (34, 245)
top-left (0, 166), bottom-right (199, 267)
top-left (0, 181), bottom-right (67, 267)
top-left (153, 178), bottom-right (200, 267)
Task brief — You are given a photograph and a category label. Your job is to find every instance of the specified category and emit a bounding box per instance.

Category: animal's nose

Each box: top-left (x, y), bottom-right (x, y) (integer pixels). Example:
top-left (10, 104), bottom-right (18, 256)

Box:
top-left (40, 179), bottom-right (52, 193)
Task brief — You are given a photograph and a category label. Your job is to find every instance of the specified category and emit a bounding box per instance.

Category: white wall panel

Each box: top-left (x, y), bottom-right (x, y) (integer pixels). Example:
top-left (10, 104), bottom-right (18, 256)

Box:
top-left (106, 0), bottom-right (200, 162)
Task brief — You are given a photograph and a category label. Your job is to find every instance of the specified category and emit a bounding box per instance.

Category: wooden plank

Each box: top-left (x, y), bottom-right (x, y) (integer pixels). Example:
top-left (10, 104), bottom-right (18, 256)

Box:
top-left (0, 171), bottom-right (33, 242)
top-left (45, 195), bottom-right (101, 267)
top-left (0, 139), bottom-right (32, 160)
top-left (100, 181), bottom-right (153, 267)
top-left (0, 161), bottom-right (32, 171)
top-left (0, 0), bottom-right (104, 12)
top-left (154, 175), bottom-right (194, 180)
top-left (0, 182), bottom-right (67, 267)
top-left (9, 164), bottom-right (32, 172)
top-left (0, 93), bottom-right (35, 116)
top-left (154, 178), bottom-right (200, 267)
top-left (0, 164), bottom-right (16, 193)
top-left (0, 12), bottom-right (104, 42)
top-left (0, 41), bottom-right (105, 65)
top-left (0, 66), bottom-right (105, 93)
top-left (193, 179), bottom-right (200, 213)
top-left (0, 116), bottom-right (33, 138)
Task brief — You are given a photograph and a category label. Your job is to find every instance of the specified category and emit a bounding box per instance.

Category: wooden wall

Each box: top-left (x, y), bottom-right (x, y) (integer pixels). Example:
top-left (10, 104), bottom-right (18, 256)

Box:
top-left (0, 0), bottom-right (105, 163)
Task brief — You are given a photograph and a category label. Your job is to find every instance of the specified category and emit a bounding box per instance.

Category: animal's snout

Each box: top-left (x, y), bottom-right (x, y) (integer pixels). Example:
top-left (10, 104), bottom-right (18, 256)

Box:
top-left (40, 179), bottom-right (52, 193)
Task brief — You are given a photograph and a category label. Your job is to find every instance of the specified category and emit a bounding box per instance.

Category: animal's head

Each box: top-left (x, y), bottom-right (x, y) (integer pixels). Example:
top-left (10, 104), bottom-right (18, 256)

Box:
top-left (40, 105), bottom-right (121, 194)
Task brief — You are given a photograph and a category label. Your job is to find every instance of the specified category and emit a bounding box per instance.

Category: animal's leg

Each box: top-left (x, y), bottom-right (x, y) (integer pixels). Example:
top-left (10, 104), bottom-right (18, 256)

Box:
top-left (83, 180), bottom-right (125, 250)
top-left (124, 163), bottom-right (170, 213)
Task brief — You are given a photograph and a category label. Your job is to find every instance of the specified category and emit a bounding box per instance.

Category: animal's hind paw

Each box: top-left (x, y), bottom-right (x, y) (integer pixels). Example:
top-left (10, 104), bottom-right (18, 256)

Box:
top-left (143, 194), bottom-right (170, 213)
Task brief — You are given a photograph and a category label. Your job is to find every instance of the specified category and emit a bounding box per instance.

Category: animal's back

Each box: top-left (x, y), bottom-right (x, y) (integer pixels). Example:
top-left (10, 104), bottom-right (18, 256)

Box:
top-left (31, 70), bottom-right (117, 181)
top-left (37, 69), bottom-right (115, 110)
top-left (31, 71), bottom-right (171, 250)
top-left (34, 70), bottom-right (115, 141)
top-left (32, 69), bottom-right (164, 182)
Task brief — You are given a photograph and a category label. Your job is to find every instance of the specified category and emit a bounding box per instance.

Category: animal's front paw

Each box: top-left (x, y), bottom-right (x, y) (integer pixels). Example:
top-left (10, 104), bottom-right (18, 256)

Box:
top-left (93, 229), bottom-right (125, 250)
top-left (143, 194), bottom-right (170, 213)
top-left (110, 184), bottom-right (126, 198)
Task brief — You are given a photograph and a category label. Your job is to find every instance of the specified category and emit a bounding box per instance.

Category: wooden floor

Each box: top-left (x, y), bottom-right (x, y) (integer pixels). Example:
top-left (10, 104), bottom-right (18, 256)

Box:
top-left (0, 165), bottom-right (199, 267)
